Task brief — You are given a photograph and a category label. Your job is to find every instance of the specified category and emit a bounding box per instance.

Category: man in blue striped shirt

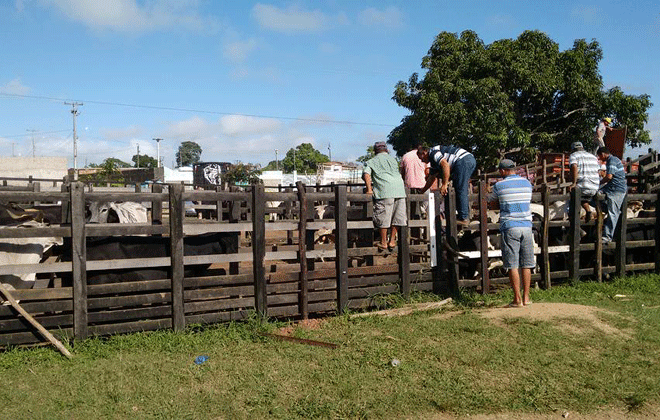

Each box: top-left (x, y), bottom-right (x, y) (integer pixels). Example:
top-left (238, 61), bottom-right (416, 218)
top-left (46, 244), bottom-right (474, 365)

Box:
top-left (490, 159), bottom-right (534, 307)
top-left (596, 147), bottom-right (627, 243)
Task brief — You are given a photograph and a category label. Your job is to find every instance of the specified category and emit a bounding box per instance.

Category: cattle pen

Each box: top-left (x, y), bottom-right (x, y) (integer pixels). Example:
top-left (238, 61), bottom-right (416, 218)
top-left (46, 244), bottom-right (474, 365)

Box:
top-left (1, 153), bottom-right (659, 347)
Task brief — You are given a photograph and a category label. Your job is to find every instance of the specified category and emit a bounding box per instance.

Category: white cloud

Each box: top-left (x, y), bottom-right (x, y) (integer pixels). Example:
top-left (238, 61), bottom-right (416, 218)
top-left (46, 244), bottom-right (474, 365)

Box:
top-left (357, 6), bottom-right (403, 29)
top-left (100, 125), bottom-right (143, 140)
top-left (219, 115), bottom-right (282, 136)
top-left (486, 14), bottom-right (516, 30)
top-left (570, 5), bottom-right (601, 25)
top-left (0, 78), bottom-right (31, 95)
top-left (223, 38), bottom-right (258, 64)
top-left (252, 3), bottom-right (329, 33)
top-left (39, 0), bottom-right (219, 33)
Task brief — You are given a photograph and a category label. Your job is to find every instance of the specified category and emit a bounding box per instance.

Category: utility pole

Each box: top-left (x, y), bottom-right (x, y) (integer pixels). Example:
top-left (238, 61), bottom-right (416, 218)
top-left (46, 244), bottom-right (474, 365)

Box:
top-left (275, 149), bottom-right (279, 171)
top-left (27, 129), bottom-right (37, 157)
top-left (153, 138), bottom-right (162, 168)
top-left (64, 102), bottom-right (83, 181)
top-left (136, 144), bottom-right (140, 168)
top-left (328, 143), bottom-right (332, 161)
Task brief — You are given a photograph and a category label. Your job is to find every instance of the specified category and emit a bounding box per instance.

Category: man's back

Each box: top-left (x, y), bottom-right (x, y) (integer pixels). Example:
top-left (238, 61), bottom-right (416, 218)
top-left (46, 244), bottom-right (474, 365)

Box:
top-left (363, 153), bottom-right (406, 199)
top-left (492, 174), bottom-right (533, 231)
top-left (602, 155), bottom-right (627, 194)
top-left (569, 150), bottom-right (600, 192)
top-left (400, 149), bottom-right (426, 189)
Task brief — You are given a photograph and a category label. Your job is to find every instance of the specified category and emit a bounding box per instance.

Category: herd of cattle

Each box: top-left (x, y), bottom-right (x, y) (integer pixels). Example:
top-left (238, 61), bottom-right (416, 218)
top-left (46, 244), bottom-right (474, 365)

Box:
top-left (0, 192), bottom-right (655, 293)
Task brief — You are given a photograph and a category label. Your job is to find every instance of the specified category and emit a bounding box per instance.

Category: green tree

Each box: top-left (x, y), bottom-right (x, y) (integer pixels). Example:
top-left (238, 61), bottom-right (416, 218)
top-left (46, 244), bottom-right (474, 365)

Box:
top-left (132, 154), bottom-right (158, 168)
top-left (176, 141), bottom-right (202, 167)
top-left (281, 143), bottom-right (329, 173)
top-left (221, 163), bottom-right (263, 185)
top-left (390, 30), bottom-right (652, 168)
top-left (356, 146), bottom-right (375, 163)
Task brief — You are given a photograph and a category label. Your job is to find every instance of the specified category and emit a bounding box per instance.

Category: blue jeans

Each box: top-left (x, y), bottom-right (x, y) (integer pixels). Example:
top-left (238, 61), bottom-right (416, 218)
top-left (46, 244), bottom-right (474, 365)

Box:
top-left (452, 154), bottom-right (476, 221)
top-left (602, 191), bottom-right (626, 242)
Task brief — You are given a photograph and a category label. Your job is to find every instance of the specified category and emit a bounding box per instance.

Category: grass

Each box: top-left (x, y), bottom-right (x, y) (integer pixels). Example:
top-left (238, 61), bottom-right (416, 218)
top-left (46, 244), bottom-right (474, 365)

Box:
top-left (2, 274), bottom-right (660, 419)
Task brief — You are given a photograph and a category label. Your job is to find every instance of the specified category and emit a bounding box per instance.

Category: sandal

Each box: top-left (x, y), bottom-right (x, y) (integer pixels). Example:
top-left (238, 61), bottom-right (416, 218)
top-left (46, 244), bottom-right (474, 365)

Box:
top-left (387, 243), bottom-right (397, 252)
top-left (508, 302), bottom-right (523, 308)
top-left (376, 243), bottom-right (388, 251)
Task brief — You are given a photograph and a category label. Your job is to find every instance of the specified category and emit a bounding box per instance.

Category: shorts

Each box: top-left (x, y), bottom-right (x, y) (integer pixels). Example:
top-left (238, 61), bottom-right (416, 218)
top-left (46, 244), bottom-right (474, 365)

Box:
top-left (501, 227), bottom-right (535, 270)
top-left (373, 198), bottom-right (407, 229)
top-left (580, 189), bottom-right (597, 203)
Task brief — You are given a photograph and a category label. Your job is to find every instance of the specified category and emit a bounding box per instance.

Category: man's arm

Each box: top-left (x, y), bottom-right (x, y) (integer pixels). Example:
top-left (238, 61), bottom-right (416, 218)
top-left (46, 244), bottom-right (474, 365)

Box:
top-left (420, 172), bottom-right (438, 194)
top-left (439, 159), bottom-right (450, 195)
top-left (569, 163), bottom-right (578, 190)
top-left (362, 172), bottom-right (373, 194)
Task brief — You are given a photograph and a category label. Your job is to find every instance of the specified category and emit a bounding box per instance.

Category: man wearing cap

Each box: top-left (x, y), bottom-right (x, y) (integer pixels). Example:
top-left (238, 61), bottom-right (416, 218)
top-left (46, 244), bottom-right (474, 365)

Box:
top-left (417, 145), bottom-right (476, 226)
top-left (362, 141), bottom-right (407, 251)
top-left (489, 159), bottom-right (534, 307)
top-left (594, 117), bottom-right (613, 149)
top-left (596, 146), bottom-right (627, 244)
top-left (569, 141), bottom-right (601, 223)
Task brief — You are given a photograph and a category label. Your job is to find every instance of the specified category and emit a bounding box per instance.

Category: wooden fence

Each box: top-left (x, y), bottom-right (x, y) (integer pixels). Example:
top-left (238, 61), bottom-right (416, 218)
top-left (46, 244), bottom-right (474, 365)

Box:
top-left (0, 180), bottom-right (658, 347)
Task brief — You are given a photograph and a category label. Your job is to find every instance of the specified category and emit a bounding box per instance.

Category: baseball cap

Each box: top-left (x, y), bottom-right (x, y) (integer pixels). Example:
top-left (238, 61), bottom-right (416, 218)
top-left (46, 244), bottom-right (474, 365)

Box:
top-left (373, 141), bottom-right (388, 150)
top-left (498, 159), bottom-right (516, 170)
top-left (571, 141), bottom-right (584, 150)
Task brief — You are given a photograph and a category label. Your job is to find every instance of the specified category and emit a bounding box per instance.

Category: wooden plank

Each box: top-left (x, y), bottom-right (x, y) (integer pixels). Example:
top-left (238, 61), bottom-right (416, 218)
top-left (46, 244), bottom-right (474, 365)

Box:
top-left (0, 226), bottom-right (70, 239)
top-left (0, 284), bottom-right (72, 358)
top-left (615, 194), bottom-right (628, 277)
top-left (655, 190), bottom-right (660, 274)
top-left (252, 184), bottom-right (267, 317)
top-left (335, 185), bottom-right (349, 313)
top-left (0, 261), bottom-right (72, 276)
top-left (88, 224), bottom-right (168, 236)
top-left (478, 180), bottom-right (490, 294)
top-left (446, 188), bottom-right (459, 292)
top-left (540, 185), bottom-right (551, 289)
top-left (70, 182), bottom-right (88, 340)
top-left (89, 319), bottom-right (171, 336)
top-left (433, 190), bottom-right (444, 294)
top-left (594, 194), bottom-right (603, 282)
top-left (296, 181), bottom-right (309, 318)
top-left (399, 190), bottom-right (411, 298)
top-left (568, 187), bottom-right (581, 282)
top-left (85, 192), bottom-right (167, 202)
top-left (168, 182), bottom-right (185, 331)
top-left (151, 183), bottom-right (163, 224)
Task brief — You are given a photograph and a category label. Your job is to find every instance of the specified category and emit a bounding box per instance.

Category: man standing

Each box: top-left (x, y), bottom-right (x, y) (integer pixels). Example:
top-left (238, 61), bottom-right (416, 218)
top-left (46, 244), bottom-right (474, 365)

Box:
top-left (596, 146), bottom-right (627, 244)
top-left (363, 141), bottom-right (407, 251)
top-left (568, 141), bottom-right (601, 222)
top-left (400, 144), bottom-right (428, 217)
top-left (417, 145), bottom-right (476, 226)
top-left (490, 159), bottom-right (534, 307)
top-left (594, 117), bottom-right (612, 149)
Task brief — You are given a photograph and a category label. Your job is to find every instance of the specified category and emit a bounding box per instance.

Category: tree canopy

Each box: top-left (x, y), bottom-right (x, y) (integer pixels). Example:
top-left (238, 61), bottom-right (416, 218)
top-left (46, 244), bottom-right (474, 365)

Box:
top-left (221, 162), bottom-right (263, 185)
top-left (176, 141), bottom-right (202, 167)
top-left (132, 154), bottom-right (158, 169)
top-left (281, 143), bottom-right (329, 174)
top-left (389, 30), bottom-right (652, 167)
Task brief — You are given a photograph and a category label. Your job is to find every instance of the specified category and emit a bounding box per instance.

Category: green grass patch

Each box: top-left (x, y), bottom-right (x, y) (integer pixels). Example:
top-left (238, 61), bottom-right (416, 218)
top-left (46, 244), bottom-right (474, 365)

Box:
top-left (2, 275), bottom-right (660, 419)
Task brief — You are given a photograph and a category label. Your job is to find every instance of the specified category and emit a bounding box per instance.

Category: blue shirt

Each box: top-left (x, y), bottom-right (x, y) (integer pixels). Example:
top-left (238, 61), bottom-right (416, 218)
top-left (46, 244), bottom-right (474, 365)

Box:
top-left (601, 155), bottom-right (627, 194)
top-left (491, 174), bottom-right (533, 231)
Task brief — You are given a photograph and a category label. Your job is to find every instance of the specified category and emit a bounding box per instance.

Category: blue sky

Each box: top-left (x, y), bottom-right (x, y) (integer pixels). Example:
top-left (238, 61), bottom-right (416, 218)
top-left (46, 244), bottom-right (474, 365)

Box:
top-left (1, 0), bottom-right (659, 169)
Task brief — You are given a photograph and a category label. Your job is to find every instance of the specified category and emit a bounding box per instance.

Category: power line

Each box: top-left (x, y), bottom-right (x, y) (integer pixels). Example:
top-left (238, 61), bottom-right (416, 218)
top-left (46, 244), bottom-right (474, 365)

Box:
top-left (0, 92), bottom-right (395, 128)
top-left (0, 129), bottom-right (69, 139)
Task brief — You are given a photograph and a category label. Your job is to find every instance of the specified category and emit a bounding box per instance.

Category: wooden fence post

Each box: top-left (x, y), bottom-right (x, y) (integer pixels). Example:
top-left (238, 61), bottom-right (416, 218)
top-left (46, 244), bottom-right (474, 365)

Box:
top-left (335, 185), bottom-right (349, 313)
top-left (61, 183), bottom-right (71, 224)
top-left (432, 191), bottom-right (444, 294)
top-left (478, 180), bottom-right (490, 294)
top-left (71, 182), bottom-right (88, 340)
top-left (151, 183), bottom-right (163, 225)
top-left (615, 194), bottom-right (628, 278)
top-left (445, 188), bottom-right (459, 293)
top-left (568, 187), bottom-right (581, 282)
top-left (593, 194), bottom-right (604, 282)
top-left (295, 182), bottom-right (309, 318)
top-left (168, 183), bottom-right (185, 332)
top-left (252, 184), bottom-right (267, 317)
top-left (540, 185), bottom-right (551, 289)
top-left (398, 189), bottom-right (411, 298)
top-left (228, 186), bottom-right (241, 276)
top-left (655, 190), bottom-right (660, 274)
